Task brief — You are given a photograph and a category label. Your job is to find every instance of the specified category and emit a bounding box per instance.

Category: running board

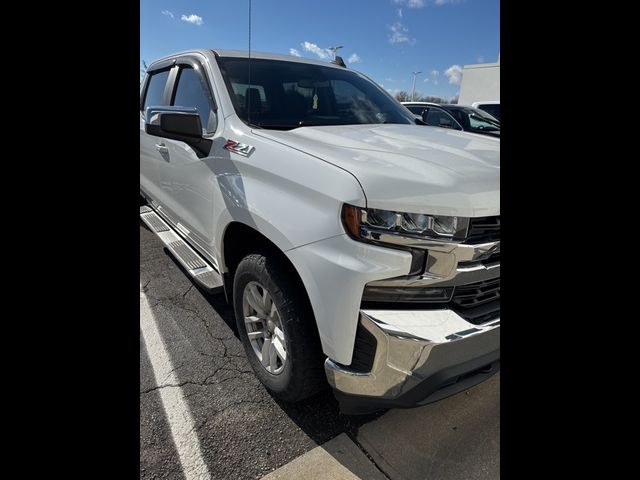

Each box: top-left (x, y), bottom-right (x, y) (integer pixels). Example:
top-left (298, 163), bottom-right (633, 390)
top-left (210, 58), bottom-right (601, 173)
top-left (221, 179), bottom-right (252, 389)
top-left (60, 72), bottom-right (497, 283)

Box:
top-left (140, 205), bottom-right (224, 292)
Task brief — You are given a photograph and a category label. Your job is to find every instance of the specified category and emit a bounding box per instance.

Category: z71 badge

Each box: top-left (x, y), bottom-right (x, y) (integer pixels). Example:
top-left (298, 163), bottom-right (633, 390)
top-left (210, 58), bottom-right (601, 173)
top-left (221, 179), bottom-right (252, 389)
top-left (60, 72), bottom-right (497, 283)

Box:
top-left (224, 140), bottom-right (255, 157)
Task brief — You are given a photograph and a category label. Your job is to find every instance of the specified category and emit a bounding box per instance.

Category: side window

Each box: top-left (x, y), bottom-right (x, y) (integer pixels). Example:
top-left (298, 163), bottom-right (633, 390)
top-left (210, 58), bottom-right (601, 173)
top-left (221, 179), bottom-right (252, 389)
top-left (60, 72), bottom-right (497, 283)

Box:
top-left (142, 70), bottom-right (171, 111)
top-left (407, 106), bottom-right (425, 115)
top-left (424, 108), bottom-right (459, 129)
top-left (172, 66), bottom-right (216, 133)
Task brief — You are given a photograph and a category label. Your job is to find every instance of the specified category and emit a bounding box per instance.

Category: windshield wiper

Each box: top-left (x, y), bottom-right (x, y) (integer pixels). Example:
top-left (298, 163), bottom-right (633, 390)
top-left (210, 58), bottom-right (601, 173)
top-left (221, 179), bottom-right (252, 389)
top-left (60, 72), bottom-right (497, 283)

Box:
top-left (261, 124), bottom-right (299, 130)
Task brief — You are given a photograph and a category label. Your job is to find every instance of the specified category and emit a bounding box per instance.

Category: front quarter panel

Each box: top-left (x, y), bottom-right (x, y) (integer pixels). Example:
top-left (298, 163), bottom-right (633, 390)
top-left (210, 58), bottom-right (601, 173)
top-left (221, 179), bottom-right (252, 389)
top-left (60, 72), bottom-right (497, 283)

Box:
top-left (212, 122), bottom-right (367, 264)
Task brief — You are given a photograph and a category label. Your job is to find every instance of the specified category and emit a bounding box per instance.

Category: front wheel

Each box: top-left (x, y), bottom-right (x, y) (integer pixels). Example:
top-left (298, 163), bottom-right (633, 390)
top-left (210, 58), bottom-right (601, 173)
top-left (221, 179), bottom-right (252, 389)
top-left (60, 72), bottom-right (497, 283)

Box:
top-left (233, 253), bottom-right (325, 402)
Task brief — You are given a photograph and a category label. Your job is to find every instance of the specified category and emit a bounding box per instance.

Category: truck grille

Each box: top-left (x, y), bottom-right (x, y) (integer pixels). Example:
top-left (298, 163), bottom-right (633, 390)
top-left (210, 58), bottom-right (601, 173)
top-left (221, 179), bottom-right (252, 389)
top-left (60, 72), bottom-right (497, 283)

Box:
top-left (451, 278), bottom-right (500, 324)
top-left (452, 278), bottom-right (500, 307)
top-left (466, 216), bottom-right (500, 243)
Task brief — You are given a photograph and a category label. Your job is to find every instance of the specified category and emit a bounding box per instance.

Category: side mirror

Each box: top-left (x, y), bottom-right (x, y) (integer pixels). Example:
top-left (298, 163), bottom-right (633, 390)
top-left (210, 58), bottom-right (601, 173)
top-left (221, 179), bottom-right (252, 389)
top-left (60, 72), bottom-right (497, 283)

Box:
top-left (145, 106), bottom-right (213, 156)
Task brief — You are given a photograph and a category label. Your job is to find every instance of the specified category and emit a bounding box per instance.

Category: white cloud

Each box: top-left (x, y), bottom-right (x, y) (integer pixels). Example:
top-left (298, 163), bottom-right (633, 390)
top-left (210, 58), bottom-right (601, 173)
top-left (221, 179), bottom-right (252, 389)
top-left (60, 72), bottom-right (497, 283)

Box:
top-left (301, 41), bottom-right (331, 59)
top-left (477, 55), bottom-right (485, 63)
top-left (161, 10), bottom-right (174, 19)
top-left (347, 53), bottom-right (362, 64)
top-left (423, 77), bottom-right (429, 82)
top-left (393, 0), bottom-right (425, 8)
top-left (389, 22), bottom-right (415, 45)
top-left (385, 77), bottom-right (395, 82)
top-left (398, 8), bottom-right (403, 18)
top-left (289, 48), bottom-right (301, 57)
top-left (181, 14), bottom-right (203, 26)
top-left (434, 0), bottom-right (460, 5)
top-left (444, 64), bottom-right (463, 85)
top-left (430, 70), bottom-right (440, 85)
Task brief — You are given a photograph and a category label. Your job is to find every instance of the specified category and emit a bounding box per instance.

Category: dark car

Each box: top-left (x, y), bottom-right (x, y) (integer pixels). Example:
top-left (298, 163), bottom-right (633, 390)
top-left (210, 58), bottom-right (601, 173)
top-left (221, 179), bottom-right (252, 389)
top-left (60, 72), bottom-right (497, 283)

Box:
top-left (402, 102), bottom-right (500, 138)
top-left (472, 101), bottom-right (500, 121)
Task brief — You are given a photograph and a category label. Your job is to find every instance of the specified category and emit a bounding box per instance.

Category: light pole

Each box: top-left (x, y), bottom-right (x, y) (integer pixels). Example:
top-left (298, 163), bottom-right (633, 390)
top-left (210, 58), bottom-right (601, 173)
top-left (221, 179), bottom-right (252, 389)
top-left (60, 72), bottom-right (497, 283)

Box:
top-left (411, 71), bottom-right (422, 101)
top-left (329, 45), bottom-right (344, 60)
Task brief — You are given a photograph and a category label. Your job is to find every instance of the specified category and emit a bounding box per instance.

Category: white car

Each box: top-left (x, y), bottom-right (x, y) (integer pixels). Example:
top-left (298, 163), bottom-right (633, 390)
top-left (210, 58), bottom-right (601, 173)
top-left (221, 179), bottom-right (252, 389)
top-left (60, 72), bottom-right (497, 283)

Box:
top-left (140, 49), bottom-right (500, 414)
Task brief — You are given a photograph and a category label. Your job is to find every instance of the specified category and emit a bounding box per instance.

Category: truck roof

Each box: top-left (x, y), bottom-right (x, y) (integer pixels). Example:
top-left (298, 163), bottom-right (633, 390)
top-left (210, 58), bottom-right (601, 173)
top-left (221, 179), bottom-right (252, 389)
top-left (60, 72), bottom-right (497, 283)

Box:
top-left (148, 48), bottom-right (347, 70)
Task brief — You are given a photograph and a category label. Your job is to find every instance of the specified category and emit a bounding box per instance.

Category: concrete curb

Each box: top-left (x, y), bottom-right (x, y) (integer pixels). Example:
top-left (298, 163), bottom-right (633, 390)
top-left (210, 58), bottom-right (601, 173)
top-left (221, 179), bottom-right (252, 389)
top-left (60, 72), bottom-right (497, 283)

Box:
top-left (262, 433), bottom-right (387, 480)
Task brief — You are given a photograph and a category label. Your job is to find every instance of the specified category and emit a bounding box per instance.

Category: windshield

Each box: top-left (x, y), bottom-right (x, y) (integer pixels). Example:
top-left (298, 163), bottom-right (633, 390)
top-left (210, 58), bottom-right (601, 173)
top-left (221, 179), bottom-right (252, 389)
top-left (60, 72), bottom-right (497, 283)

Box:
top-left (216, 57), bottom-right (416, 130)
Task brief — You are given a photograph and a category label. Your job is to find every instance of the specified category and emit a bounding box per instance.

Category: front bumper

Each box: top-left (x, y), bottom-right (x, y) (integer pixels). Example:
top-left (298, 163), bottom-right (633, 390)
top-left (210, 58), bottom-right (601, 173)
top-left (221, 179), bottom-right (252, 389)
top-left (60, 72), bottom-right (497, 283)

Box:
top-left (325, 309), bottom-right (500, 414)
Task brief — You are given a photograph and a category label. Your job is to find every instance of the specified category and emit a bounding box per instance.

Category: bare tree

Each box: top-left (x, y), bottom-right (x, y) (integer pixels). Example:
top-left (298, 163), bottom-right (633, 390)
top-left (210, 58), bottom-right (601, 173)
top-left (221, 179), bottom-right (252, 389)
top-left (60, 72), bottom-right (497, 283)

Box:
top-left (394, 91), bottom-right (411, 102)
top-left (395, 90), bottom-right (452, 104)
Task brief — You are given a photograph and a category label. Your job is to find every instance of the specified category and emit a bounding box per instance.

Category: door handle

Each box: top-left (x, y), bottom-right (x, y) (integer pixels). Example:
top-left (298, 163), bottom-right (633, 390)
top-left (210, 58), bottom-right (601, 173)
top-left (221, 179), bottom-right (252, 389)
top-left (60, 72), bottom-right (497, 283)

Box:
top-left (155, 143), bottom-right (169, 154)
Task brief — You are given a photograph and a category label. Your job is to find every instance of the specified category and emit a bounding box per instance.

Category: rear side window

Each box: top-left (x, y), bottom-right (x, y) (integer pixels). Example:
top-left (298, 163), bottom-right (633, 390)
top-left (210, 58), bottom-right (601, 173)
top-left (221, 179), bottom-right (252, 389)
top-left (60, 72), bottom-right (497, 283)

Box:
top-left (172, 66), bottom-right (216, 133)
top-left (143, 70), bottom-right (170, 111)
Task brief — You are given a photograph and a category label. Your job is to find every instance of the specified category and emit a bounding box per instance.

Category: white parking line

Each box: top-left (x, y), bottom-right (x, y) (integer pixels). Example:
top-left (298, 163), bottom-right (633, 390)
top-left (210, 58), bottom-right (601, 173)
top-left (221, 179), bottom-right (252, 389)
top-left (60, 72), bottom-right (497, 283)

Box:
top-left (140, 285), bottom-right (211, 480)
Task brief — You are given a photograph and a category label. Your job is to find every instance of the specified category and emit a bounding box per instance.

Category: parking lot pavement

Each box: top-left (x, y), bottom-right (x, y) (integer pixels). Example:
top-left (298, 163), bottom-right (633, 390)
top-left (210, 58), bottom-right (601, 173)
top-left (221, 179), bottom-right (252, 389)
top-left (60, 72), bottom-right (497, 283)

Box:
top-left (140, 222), bottom-right (500, 479)
top-left (356, 373), bottom-right (500, 480)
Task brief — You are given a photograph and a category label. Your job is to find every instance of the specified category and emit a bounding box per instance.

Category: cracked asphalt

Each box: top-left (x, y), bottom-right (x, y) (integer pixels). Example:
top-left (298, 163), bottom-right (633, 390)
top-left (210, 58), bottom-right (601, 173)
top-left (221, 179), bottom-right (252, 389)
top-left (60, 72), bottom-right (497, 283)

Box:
top-left (140, 221), bottom-right (500, 479)
top-left (140, 223), bottom-right (381, 479)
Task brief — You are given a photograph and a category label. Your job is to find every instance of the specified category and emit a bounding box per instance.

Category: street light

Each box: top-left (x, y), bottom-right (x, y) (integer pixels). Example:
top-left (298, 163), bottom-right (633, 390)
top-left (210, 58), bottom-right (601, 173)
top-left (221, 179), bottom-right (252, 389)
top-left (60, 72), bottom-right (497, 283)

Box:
top-left (329, 45), bottom-right (344, 60)
top-left (411, 71), bottom-right (422, 101)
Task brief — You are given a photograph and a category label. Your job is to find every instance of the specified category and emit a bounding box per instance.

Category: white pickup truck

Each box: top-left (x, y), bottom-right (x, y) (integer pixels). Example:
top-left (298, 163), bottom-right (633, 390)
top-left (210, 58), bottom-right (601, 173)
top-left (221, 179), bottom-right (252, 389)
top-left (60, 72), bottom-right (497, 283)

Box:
top-left (140, 49), bottom-right (500, 414)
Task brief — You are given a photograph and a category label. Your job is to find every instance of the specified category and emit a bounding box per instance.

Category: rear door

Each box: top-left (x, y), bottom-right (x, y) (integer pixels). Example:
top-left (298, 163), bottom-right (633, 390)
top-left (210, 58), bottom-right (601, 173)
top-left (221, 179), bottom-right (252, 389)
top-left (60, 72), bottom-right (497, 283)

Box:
top-left (140, 65), bottom-right (175, 201)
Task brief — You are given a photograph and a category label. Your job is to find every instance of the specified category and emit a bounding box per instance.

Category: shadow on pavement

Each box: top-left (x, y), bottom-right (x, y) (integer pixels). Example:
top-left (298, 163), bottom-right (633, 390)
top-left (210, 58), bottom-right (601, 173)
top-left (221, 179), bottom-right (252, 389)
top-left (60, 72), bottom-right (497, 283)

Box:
top-left (144, 229), bottom-right (499, 479)
top-left (189, 256), bottom-right (386, 445)
top-left (159, 242), bottom-right (384, 440)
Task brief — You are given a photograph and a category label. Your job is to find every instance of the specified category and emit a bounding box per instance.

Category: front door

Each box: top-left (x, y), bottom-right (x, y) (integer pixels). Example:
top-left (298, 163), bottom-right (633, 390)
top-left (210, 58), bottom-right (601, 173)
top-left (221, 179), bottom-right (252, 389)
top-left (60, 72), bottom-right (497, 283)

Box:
top-left (154, 57), bottom-right (222, 253)
top-left (140, 67), bottom-right (173, 201)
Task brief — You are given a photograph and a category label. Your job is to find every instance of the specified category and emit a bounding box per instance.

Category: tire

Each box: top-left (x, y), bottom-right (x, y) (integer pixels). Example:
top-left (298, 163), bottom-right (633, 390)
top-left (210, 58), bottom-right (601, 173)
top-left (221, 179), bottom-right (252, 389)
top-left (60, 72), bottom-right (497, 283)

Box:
top-left (233, 253), bottom-right (326, 402)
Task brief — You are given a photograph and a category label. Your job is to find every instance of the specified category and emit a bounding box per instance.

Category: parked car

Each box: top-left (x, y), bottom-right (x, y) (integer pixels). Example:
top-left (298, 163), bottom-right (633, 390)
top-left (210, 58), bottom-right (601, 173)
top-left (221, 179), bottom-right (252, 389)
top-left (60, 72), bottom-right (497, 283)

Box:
top-left (140, 49), bottom-right (500, 414)
top-left (403, 102), bottom-right (500, 138)
top-left (472, 101), bottom-right (500, 121)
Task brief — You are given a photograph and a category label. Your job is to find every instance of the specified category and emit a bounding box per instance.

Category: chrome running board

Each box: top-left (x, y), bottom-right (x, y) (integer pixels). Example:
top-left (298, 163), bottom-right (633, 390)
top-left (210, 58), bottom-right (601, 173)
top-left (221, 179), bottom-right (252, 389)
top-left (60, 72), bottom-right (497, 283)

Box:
top-left (140, 205), bottom-right (223, 292)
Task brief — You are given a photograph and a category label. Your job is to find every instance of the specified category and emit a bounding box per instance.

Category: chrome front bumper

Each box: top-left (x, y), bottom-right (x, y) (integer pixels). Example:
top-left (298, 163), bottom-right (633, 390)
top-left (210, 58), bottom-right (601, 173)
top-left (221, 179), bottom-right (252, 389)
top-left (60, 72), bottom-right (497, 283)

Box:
top-left (325, 309), bottom-right (500, 412)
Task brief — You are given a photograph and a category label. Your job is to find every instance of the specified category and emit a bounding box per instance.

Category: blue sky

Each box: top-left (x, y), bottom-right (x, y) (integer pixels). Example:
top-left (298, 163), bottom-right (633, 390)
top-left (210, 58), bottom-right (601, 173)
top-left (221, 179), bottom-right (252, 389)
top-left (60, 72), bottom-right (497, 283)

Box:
top-left (141, 0), bottom-right (499, 99)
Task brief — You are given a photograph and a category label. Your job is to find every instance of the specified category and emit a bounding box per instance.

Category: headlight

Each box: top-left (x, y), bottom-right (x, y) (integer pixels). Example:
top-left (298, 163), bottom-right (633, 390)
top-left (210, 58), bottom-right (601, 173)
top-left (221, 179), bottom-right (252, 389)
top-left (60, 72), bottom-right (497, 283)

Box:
top-left (342, 204), bottom-right (462, 242)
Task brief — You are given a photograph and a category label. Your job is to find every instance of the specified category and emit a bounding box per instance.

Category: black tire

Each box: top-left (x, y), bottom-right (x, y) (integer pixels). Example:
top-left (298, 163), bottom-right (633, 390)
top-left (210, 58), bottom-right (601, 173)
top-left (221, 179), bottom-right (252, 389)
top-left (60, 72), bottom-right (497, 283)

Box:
top-left (233, 253), bottom-right (326, 402)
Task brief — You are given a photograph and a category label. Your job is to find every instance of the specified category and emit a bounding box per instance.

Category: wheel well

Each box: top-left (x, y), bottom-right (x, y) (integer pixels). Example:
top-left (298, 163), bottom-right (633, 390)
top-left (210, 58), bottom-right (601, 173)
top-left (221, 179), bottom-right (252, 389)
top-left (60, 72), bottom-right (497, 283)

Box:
top-left (222, 222), bottom-right (325, 362)
top-left (222, 223), bottom-right (303, 301)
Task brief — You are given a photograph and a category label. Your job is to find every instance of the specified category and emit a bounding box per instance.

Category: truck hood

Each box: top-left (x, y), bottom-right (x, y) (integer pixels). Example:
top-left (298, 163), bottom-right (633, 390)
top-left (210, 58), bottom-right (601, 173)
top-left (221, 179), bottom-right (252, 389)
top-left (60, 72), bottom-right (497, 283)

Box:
top-left (255, 124), bottom-right (499, 217)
